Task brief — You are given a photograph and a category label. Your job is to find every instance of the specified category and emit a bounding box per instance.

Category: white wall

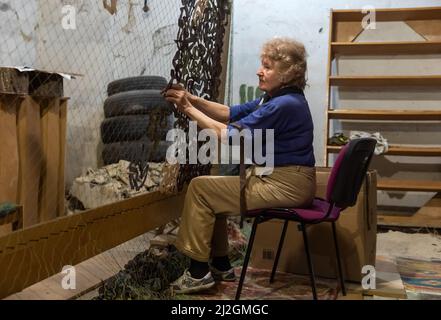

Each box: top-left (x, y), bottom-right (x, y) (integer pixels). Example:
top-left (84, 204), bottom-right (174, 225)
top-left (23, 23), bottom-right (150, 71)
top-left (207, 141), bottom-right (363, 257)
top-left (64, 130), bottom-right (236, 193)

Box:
top-left (230, 0), bottom-right (441, 165)
top-left (230, 0), bottom-right (441, 208)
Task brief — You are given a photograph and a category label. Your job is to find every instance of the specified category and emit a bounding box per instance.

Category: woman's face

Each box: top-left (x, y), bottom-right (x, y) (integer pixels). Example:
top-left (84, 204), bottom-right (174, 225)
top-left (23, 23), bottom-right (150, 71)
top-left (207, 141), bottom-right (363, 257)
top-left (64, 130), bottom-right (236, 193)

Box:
top-left (257, 57), bottom-right (283, 96)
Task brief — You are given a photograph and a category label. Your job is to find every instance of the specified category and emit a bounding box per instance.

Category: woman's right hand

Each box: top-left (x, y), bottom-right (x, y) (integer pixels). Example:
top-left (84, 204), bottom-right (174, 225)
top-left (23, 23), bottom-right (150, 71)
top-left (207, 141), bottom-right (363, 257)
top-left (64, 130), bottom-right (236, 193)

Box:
top-left (163, 84), bottom-right (196, 102)
top-left (163, 84), bottom-right (195, 114)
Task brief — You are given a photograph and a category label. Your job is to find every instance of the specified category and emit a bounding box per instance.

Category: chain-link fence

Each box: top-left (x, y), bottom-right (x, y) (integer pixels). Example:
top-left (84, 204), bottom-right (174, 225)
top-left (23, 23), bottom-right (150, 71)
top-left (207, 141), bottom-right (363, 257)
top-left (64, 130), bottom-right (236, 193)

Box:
top-left (0, 0), bottom-right (232, 299)
top-left (0, 0), bottom-right (184, 223)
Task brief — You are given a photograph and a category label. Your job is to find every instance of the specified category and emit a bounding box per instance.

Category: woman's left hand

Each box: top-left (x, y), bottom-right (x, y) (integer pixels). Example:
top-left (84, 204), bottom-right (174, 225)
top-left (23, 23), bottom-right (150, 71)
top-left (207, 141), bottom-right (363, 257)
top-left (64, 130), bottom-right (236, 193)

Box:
top-left (164, 85), bottom-right (193, 114)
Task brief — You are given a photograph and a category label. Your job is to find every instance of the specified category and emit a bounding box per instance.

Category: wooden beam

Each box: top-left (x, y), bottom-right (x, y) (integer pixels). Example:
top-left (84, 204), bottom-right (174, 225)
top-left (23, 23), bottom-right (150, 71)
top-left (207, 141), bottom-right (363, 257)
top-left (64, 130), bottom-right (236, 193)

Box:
top-left (327, 145), bottom-right (441, 157)
top-left (0, 96), bottom-right (20, 205)
top-left (17, 97), bottom-right (42, 227)
top-left (377, 179), bottom-right (441, 192)
top-left (332, 41), bottom-right (441, 55)
top-left (0, 190), bottom-right (185, 299)
top-left (330, 75), bottom-right (441, 87)
top-left (39, 98), bottom-right (61, 222)
top-left (58, 99), bottom-right (68, 217)
top-left (328, 109), bottom-right (441, 120)
top-left (332, 7), bottom-right (441, 22)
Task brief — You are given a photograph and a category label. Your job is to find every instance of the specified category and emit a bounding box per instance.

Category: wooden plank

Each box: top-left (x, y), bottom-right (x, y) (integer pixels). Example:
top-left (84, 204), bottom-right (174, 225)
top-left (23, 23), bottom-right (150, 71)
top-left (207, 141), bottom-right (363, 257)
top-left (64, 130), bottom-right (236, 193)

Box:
top-left (378, 214), bottom-right (441, 229)
top-left (406, 20), bottom-right (441, 41)
top-left (0, 190), bottom-right (185, 298)
top-left (17, 96), bottom-right (42, 227)
top-left (58, 99), bottom-right (68, 217)
top-left (7, 233), bottom-right (147, 300)
top-left (378, 194), bottom-right (441, 228)
top-left (415, 193), bottom-right (441, 217)
top-left (327, 145), bottom-right (441, 156)
top-left (0, 96), bottom-right (20, 205)
top-left (332, 7), bottom-right (441, 22)
top-left (368, 255), bottom-right (407, 299)
top-left (29, 73), bottom-right (63, 98)
top-left (332, 41), bottom-right (441, 54)
top-left (325, 10), bottom-right (334, 167)
top-left (377, 179), bottom-right (441, 192)
top-left (330, 75), bottom-right (441, 87)
top-left (328, 109), bottom-right (441, 120)
top-left (39, 98), bottom-right (60, 222)
top-left (334, 21), bottom-right (364, 42)
top-left (0, 68), bottom-right (28, 94)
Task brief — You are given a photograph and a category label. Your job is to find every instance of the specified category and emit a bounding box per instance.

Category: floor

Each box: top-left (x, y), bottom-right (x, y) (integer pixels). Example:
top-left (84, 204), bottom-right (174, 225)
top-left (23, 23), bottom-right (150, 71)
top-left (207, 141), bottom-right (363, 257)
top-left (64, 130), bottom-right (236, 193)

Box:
top-left (4, 228), bottom-right (441, 300)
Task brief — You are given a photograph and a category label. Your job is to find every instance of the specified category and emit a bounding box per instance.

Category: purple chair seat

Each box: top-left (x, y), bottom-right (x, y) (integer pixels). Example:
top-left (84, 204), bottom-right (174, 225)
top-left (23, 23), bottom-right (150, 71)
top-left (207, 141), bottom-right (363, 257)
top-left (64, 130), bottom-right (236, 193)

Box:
top-left (247, 198), bottom-right (342, 222)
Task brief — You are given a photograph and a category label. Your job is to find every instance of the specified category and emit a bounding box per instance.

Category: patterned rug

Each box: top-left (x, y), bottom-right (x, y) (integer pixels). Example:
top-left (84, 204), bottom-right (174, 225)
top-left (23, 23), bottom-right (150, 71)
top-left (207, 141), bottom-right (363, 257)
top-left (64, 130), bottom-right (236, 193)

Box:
top-left (180, 267), bottom-right (339, 300)
top-left (396, 257), bottom-right (441, 298)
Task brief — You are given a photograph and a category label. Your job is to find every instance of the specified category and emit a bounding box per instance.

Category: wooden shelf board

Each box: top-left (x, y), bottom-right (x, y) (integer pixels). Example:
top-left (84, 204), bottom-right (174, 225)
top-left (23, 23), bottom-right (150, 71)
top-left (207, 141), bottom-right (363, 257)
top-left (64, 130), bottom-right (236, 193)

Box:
top-left (331, 41), bottom-right (441, 55)
top-left (327, 145), bottom-right (441, 156)
top-left (377, 179), bottom-right (441, 192)
top-left (328, 109), bottom-right (441, 120)
top-left (330, 76), bottom-right (441, 86)
top-left (332, 7), bottom-right (441, 22)
top-left (378, 214), bottom-right (441, 228)
top-left (378, 195), bottom-right (441, 228)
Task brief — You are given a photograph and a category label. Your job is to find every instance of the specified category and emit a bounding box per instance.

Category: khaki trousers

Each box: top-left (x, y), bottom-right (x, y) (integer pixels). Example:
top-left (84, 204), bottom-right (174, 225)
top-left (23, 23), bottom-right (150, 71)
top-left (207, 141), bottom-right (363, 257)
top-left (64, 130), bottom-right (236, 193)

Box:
top-left (175, 165), bottom-right (316, 262)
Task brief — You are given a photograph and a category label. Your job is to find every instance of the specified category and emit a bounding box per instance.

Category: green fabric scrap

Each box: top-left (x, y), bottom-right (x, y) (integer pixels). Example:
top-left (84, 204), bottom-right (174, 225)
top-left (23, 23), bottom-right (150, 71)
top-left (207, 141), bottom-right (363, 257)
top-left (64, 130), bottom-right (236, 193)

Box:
top-left (0, 202), bottom-right (17, 218)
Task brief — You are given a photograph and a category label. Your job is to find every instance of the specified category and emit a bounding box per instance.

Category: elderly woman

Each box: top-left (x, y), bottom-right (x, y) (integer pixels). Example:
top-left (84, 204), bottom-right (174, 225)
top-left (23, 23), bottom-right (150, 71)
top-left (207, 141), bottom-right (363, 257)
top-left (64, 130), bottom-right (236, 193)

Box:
top-left (164, 37), bottom-right (316, 294)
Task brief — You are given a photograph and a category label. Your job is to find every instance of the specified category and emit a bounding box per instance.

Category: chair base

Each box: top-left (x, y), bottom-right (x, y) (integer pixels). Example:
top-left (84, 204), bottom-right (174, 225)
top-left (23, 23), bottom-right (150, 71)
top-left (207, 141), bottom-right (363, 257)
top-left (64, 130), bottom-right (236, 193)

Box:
top-left (235, 216), bottom-right (347, 300)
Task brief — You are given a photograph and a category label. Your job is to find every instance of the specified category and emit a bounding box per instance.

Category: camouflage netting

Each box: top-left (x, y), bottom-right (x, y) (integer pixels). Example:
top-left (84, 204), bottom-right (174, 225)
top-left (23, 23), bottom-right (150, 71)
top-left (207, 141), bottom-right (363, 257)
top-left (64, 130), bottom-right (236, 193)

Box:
top-left (94, 245), bottom-right (190, 300)
top-left (94, 218), bottom-right (248, 300)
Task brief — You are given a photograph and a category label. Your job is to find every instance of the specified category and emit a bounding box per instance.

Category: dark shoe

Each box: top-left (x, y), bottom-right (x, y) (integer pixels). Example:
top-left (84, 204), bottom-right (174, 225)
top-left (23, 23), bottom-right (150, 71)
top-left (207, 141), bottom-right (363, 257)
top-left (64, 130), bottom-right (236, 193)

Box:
top-left (170, 269), bottom-right (215, 294)
top-left (210, 265), bottom-right (236, 282)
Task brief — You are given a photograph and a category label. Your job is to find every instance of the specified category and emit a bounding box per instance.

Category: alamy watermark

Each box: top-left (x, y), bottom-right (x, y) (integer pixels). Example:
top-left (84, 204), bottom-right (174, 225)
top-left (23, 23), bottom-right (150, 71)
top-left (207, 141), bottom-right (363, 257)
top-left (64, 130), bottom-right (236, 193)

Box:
top-left (361, 5), bottom-right (376, 30)
top-left (61, 265), bottom-right (76, 290)
top-left (361, 265), bottom-right (376, 290)
top-left (166, 121), bottom-right (275, 174)
top-left (61, 5), bottom-right (76, 30)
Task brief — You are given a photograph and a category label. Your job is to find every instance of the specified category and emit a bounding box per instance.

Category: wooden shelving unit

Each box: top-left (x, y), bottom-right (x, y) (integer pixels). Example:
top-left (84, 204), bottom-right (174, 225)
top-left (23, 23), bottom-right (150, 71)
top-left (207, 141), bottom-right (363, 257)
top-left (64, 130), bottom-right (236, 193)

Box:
top-left (332, 41), bottom-right (441, 55)
top-left (330, 75), bottom-right (441, 87)
top-left (327, 145), bottom-right (441, 157)
top-left (328, 109), bottom-right (441, 120)
top-left (377, 179), bottom-right (441, 192)
top-left (332, 7), bottom-right (441, 22)
top-left (325, 7), bottom-right (441, 228)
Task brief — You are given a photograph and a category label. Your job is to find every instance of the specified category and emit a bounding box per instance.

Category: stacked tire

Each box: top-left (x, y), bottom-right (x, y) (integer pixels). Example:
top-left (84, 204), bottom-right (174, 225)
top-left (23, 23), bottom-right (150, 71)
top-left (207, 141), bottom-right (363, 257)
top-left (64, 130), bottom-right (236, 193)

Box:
top-left (101, 76), bottom-right (174, 165)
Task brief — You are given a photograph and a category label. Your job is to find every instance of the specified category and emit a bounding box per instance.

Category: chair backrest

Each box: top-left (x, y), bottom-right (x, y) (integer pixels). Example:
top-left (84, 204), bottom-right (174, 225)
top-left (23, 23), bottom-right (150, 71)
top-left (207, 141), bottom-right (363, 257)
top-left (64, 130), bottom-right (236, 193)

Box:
top-left (326, 138), bottom-right (376, 209)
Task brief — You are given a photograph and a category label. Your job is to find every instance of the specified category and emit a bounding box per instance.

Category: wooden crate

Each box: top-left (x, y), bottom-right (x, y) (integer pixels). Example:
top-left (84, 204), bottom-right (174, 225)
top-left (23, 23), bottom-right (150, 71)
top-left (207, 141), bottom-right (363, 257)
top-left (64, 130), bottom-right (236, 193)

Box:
top-left (0, 67), bottom-right (64, 97)
top-left (0, 68), bottom-right (67, 230)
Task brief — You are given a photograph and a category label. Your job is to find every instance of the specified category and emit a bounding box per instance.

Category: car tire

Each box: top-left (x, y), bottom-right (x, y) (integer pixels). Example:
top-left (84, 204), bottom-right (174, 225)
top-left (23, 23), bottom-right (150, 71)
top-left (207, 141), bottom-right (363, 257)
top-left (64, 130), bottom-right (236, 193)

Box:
top-left (103, 90), bottom-right (173, 118)
top-left (107, 76), bottom-right (168, 96)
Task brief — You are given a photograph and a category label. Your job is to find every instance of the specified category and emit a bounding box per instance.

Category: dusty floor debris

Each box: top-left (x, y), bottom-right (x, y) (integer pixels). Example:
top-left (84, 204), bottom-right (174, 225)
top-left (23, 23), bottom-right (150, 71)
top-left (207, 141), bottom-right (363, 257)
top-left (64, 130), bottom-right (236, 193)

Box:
top-left (377, 230), bottom-right (441, 260)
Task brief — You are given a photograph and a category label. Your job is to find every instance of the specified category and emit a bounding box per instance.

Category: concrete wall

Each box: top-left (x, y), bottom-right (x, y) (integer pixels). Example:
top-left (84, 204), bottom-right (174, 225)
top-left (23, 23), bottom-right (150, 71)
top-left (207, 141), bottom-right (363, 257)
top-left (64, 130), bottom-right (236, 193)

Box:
top-left (1, 0), bottom-right (181, 185)
top-left (230, 0), bottom-right (441, 208)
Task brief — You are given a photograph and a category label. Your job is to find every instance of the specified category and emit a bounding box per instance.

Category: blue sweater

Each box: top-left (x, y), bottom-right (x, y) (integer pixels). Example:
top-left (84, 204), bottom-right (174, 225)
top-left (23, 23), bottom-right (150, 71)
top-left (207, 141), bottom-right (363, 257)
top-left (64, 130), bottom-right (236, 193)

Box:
top-left (227, 87), bottom-right (315, 167)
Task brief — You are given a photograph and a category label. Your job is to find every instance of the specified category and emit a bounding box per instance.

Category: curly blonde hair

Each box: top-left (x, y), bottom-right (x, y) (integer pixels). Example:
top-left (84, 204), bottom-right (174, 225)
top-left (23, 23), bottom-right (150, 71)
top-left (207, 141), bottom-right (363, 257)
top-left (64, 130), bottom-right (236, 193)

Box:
top-left (261, 37), bottom-right (308, 90)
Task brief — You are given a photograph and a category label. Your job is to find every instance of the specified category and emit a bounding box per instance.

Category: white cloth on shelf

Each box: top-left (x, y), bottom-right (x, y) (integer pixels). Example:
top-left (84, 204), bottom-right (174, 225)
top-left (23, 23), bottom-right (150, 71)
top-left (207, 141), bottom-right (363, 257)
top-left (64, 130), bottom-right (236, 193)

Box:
top-left (349, 131), bottom-right (388, 155)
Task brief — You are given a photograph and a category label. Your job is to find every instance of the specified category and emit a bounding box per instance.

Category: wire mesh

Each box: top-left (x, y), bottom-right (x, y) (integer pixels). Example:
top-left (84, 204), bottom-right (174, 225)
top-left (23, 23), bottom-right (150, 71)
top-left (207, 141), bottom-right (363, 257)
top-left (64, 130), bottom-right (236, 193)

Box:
top-left (0, 0), bottom-right (230, 299)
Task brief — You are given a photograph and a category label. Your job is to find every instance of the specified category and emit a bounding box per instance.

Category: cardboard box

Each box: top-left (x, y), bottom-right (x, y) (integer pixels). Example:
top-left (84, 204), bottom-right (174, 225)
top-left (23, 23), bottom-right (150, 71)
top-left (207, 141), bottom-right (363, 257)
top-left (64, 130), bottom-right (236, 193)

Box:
top-left (249, 168), bottom-right (377, 282)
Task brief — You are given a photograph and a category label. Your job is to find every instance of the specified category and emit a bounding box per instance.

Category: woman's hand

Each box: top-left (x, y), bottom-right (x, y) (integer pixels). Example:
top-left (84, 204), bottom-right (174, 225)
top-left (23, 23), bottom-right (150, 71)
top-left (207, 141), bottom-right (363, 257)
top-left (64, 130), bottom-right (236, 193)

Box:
top-left (163, 84), bottom-right (195, 114)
